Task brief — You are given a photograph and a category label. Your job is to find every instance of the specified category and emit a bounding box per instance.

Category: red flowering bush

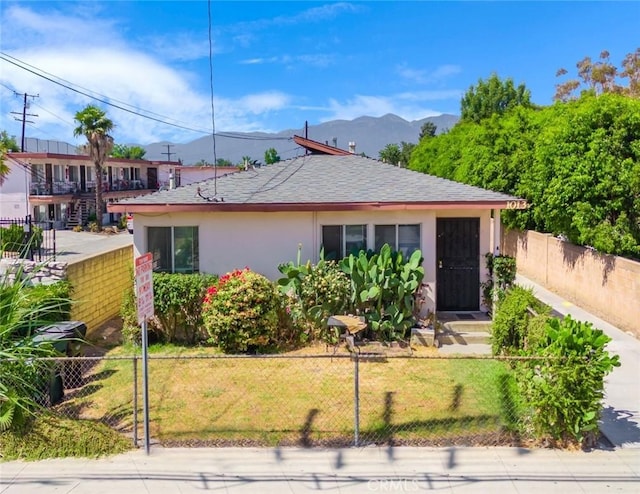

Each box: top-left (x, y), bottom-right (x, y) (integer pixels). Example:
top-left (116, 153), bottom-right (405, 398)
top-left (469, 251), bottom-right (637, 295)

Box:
top-left (202, 268), bottom-right (279, 353)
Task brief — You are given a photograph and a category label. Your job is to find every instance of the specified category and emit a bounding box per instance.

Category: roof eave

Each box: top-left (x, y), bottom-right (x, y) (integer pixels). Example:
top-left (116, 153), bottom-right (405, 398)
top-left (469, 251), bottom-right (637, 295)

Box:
top-left (108, 200), bottom-right (516, 214)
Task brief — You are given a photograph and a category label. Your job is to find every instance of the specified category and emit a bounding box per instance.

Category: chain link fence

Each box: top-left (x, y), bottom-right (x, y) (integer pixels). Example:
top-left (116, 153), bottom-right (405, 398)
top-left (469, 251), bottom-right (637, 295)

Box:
top-left (34, 352), bottom-right (541, 449)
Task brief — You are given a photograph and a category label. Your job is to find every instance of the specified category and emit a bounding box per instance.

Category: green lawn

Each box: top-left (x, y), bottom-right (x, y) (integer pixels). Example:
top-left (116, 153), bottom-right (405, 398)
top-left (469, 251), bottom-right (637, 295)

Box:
top-left (56, 345), bottom-right (520, 447)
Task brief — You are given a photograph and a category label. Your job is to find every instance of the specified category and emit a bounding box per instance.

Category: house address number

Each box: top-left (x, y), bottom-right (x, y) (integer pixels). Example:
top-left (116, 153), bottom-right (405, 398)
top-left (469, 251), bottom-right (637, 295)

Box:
top-left (505, 200), bottom-right (529, 210)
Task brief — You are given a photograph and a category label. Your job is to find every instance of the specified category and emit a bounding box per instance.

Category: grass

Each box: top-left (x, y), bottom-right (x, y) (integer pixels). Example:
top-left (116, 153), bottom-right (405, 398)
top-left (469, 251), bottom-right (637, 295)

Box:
top-left (56, 343), bottom-right (520, 447)
top-left (0, 413), bottom-right (131, 461)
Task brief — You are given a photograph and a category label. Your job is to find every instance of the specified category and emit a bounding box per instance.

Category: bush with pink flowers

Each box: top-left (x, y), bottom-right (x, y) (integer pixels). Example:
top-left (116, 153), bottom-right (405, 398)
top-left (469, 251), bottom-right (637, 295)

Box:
top-left (202, 268), bottom-right (279, 353)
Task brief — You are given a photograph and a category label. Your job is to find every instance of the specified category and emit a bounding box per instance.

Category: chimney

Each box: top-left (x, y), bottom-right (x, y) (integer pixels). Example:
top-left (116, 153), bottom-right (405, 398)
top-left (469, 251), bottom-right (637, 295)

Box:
top-left (332, 137), bottom-right (338, 148)
top-left (169, 171), bottom-right (175, 190)
top-left (348, 141), bottom-right (356, 154)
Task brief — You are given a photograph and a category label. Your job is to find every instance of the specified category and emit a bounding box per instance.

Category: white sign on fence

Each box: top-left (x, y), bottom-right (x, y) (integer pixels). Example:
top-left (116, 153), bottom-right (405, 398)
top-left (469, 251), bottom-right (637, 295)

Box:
top-left (135, 252), bottom-right (154, 325)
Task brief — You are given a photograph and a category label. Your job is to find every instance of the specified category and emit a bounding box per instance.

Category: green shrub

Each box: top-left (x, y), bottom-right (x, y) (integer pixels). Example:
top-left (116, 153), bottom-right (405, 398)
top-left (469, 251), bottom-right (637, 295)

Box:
top-left (481, 253), bottom-right (516, 312)
top-left (0, 224), bottom-right (25, 252)
top-left (278, 257), bottom-right (351, 343)
top-left (203, 268), bottom-right (279, 353)
top-left (151, 272), bottom-right (217, 344)
top-left (120, 279), bottom-right (140, 345)
top-left (517, 316), bottom-right (620, 447)
top-left (15, 281), bottom-right (73, 336)
top-left (491, 285), bottom-right (550, 355)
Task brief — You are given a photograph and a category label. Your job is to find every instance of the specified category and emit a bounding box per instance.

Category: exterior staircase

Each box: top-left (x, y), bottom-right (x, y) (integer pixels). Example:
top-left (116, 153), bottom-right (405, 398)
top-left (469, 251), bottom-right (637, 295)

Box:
top-left (66, 198), bottom-right (93, 229)
top-left (436, 313), bottom-right (492, 355)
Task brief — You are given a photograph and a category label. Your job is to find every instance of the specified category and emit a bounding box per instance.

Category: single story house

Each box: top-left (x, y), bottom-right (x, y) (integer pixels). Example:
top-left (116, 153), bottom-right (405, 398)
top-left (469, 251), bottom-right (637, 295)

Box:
top-left (108, 152), bottom-right (522, 314)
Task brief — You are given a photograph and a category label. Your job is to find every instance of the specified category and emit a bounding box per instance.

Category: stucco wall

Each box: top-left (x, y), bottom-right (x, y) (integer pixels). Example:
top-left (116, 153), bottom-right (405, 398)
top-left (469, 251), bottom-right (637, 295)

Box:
top-left (133, 209), bottom-right (495, 314)
top-left (67, 245), bottom-right (133, 338)
top-left (503, 229), bottom-right (639, 338)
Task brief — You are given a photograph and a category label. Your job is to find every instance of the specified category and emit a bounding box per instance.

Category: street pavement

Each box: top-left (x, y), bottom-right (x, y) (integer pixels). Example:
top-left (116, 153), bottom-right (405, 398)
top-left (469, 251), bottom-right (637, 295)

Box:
top-left (1, 242), bottom-right (639, 492)
top-left (1, 446), bottom-right (639, 493)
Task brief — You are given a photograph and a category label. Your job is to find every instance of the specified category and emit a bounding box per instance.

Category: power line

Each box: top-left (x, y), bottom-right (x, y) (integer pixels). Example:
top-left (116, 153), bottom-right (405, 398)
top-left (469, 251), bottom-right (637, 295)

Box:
top-left (0, 52), bottom-right (211, 134)
top-left (0, 51), bottom-right (294, 144)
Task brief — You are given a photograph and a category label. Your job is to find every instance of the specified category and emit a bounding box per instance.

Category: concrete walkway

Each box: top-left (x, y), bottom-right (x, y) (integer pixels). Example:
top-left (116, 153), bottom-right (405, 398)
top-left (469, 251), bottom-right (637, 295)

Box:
top-left (1, 446), bottom-right (639, 493)
top-left (516, 274), bottom-right (640, 450)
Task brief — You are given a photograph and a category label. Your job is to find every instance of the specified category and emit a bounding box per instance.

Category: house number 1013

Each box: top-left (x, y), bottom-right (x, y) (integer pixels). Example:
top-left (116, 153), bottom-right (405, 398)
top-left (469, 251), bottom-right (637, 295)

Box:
top-left (505, 200), bottom-right (528, 210)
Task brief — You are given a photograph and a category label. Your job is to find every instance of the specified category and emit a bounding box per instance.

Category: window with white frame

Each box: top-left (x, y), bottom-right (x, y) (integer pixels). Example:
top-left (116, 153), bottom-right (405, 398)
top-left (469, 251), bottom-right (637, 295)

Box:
top-left (374, 224), bottom-right (421, 257)
top-left (148, 226), bottom-right (199, 273)
top-left (321, 224), bottom-right (367, 260)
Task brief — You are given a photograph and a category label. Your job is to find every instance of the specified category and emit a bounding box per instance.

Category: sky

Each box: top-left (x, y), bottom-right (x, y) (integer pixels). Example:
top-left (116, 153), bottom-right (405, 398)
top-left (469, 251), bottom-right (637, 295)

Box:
top-left (1, 0), bottom-right (639, 148)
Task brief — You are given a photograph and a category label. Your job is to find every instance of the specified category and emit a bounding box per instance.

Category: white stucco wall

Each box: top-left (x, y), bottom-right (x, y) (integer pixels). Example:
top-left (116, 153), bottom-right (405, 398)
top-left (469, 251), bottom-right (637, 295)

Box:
top-left (132, 208), bottom-right (495, 313)
top-left (0, 162), bottom-right (29, 218)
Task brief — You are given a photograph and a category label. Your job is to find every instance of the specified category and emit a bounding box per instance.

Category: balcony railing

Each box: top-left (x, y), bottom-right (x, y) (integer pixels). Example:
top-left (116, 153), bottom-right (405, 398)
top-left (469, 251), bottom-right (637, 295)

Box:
top-left (30, 179), bottom-right (150, 196)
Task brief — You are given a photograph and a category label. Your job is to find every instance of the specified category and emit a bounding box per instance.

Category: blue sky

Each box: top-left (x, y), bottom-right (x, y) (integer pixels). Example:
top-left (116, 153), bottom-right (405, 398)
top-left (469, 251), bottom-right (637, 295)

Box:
top-left (1, 1), bottom-right (638, 147)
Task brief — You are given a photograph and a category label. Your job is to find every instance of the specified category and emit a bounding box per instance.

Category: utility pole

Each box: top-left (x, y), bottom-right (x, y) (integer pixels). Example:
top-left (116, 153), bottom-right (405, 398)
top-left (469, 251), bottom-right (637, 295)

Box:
top-left (10, 93), bottom-right (39, 152)
top-left (161, 144), bottom-right (175, 161)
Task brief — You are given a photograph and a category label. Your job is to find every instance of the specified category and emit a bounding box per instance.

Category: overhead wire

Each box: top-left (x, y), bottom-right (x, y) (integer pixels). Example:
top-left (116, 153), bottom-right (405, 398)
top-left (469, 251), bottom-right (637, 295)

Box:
top-left (1, 52), bottom-right (293, 145)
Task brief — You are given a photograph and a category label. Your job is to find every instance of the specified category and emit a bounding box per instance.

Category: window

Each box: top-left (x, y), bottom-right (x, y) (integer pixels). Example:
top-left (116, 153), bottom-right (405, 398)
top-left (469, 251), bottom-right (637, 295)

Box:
top-left (322, 224), bottom-right (367, 260)
top-left (148, 226), bottom-right (199, 273)
top-left (375, 224), bottom-right (421, 257)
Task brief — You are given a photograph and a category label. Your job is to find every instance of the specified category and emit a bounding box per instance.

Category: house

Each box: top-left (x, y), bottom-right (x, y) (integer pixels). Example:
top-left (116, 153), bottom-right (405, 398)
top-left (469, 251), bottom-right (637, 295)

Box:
top-left (0, 152), bottom-right (176, 228)
top-left (108, 152), bottom-right (522, 314)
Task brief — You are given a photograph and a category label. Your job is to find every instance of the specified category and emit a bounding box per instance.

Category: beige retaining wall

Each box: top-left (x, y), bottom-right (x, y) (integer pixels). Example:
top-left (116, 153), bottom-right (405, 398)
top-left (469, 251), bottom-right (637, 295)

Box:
top-left (67, 245), bottom-right (133, 339)
top-left (503, 229), bottom-right (639, 339)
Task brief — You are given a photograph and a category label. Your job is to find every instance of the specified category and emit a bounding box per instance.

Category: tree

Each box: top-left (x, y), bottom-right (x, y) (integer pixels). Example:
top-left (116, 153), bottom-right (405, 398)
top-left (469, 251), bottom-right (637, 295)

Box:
top-left (461, 73), bottom-right (532, 123)
top-left (264, 148), bottom-right (280, 165)
top-left (0, 131), bottom-right (19, 185)
top-left (73, 105), bottom-right (114, 230)
top-left (399, 141), bottom-right (416, 168)
top-left (378, 143), bottom-right (402, 165)
top-left (216, 158), bottom-right (233, 167)
top-left (110, 144), bottom-right (146, 160)
top-left (419, 121), bottom-right (437, 140)
top-left (555, 49), bottom-right (640, 101)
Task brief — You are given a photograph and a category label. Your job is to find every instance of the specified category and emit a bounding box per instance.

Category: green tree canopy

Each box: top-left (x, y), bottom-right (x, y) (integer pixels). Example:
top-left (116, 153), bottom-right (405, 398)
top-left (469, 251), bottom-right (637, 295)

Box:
top-left (410, 92), bottom-right (640, 258)
top-left (461, 73), bottom-right (532, 123)
top-left (0, 131), bottom-right (20, 185)
top-left (378, 143), bottom-right (402, 165)
top-left (73, 105), bottom-right (115, 230)
top-left (110, 144), bottom-right (146, 160)
top-left (419, 121), bottom-right (437, 140)
top-left (264, 148), bottom-right (280, 165)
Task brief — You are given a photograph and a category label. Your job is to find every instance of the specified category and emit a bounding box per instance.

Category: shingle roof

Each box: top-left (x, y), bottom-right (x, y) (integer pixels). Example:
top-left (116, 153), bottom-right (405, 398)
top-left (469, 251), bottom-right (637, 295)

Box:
top-left (114, 155), bottom-right (518, 211)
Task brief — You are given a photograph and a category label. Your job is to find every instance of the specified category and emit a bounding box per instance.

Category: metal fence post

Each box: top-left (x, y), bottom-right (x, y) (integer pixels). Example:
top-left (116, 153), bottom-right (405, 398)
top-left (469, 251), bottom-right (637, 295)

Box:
top-left (133, 356), bottom-right (138, 447)
top-left (354, 353), bottom-right (360, 447)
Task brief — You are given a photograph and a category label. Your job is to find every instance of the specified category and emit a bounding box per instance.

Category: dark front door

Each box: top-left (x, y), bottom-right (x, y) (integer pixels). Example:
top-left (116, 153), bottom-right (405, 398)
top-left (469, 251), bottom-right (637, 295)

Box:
top-left (436, 218), bottom-right (480, 311)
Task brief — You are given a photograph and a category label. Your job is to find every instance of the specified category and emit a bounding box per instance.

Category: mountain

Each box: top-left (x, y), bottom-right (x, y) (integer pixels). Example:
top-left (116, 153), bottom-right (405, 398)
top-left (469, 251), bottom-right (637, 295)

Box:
top-left (143, 113), bottom-right (459, 165)
top-left (21, 114), bottom-right (459, 163)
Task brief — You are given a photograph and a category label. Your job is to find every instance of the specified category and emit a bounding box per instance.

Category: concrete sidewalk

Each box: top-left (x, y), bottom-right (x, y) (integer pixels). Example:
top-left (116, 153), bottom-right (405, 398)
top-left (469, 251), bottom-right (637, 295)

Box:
top-left (1, 446), bottom-right (639, 493)
top-left (516, 274), bottom-right (640, 450)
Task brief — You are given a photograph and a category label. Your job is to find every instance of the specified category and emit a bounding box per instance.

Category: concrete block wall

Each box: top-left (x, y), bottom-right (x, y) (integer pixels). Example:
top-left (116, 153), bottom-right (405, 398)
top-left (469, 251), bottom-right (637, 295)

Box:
top-left (67, 245), bottom-right (133, 338)
top-left (503, 229), bottom-right (639, 339)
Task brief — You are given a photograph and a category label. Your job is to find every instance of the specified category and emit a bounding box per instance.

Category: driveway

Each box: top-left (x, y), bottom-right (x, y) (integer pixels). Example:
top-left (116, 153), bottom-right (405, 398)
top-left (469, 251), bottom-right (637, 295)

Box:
top-left (52, 229), bottom-right (133, 263)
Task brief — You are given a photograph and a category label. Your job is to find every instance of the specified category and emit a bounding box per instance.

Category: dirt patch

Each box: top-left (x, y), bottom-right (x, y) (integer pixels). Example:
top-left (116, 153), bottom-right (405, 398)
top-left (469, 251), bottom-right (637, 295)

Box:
top-left (82, 317), bottom-right (124, 356)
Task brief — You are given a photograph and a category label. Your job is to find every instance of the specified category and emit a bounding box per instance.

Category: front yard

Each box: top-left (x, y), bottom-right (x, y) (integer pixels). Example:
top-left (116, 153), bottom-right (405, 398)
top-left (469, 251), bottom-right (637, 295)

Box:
top-left (57, 344), bottom-right (518, 447)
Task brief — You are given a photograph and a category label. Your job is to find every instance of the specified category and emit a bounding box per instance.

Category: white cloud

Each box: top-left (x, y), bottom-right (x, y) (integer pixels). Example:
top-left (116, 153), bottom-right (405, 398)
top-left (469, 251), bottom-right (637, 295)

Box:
top-left (397, 63), bottom-right (463, 84)
top-left (0, 4), bottom-right (299, 143)
top-left (239, 54), bottom-right (334, 68)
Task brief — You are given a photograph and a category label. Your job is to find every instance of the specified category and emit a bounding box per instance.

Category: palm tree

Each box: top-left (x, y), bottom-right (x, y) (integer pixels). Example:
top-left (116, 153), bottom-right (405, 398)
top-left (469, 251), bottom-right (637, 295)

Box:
top-left (73, 105), bottom-right (115, 230)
